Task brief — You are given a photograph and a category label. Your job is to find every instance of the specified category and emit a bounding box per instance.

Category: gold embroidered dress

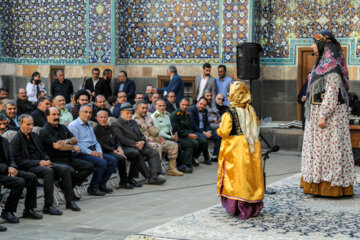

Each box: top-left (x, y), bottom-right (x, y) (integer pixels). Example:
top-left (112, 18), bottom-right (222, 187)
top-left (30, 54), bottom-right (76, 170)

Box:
top-left (217, 81), bottom-right (264, 219)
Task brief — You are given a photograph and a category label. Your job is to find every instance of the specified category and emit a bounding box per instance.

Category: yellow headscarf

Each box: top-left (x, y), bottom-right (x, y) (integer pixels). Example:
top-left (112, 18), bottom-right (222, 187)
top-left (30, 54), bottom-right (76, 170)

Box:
top-left (229, 81), bottom-right (259, 153)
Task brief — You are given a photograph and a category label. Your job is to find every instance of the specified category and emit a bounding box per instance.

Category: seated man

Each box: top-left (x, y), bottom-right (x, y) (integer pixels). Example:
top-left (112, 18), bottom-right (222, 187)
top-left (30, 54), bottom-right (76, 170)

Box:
top-left (165, 91), bottom-right (179, 114)
top-left (5, 100), bottom-right (19, 131)
top-left (68, 104), bottom-right (118, 196)
top-left (10, 114), bottom-right (70, 215)
top-left (152, 99), bottom-right (192, 174)
top-left (54, 95), bottom-right (73, 124)
top-left (17, 88), bottom-right (34, 115)
top-left (40, 107), bottom-right (94, 208)
top-left (188, 97), bottom-right (221, 164)
top-left (94, 110), bottom-right (142, 189)
top-left (0, 114), bottom-right (41, 227)
top-left (203, 90), bottom-right (212, 106)
top-left (31, 96), bottom-right (51, 127)
top-left (112, 102), bottom-right (166, 184)
top-left (133, 92), bottom-right (144, 109)
top-left (92, 95), bottom-right (112, 122)
top-left (113, 91), bottom-right (127, 118)
top-left (147, 93), bottom-right (159, 114)
top-left (71, 90), bottom-right (90, 119)
top-left (134, 100), bottom-right (182, 176)
top-left (170, 99), bottom-right (207, 168)
top-left (66, 92), bottom-right (76, 112)
top-left (144, 84), bottom-right (153, 104)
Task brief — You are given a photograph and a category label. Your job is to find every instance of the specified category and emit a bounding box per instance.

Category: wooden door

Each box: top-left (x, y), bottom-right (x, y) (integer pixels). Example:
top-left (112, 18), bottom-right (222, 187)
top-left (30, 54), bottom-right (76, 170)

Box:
top-left (297, 47), bottom-right (347, 119)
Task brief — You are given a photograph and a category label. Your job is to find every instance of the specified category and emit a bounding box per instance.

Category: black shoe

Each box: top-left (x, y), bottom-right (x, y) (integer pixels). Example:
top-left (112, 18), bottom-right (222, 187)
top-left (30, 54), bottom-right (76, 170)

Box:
top-left (211, 156), bottom-right (218, 162)
top-left (203, 160), bottom-right (212, 165)
top-left (87, 187), bottom-right (105, 196)
top-left (23, 209), bottom-right (43, 219)
top-left (147, 176), bottom-right (166, 185)
top-left (66, 201), bottom-right (81, 211)
top-left (128, 179), bottom-right (142, 187)
top-left (118, 182), bottom-right (134, 189)
top-left (178, 165), bottom-right (193, 173)
top-left (192, 158), bottom-right (200, 167)
top-left (99, 185), bottom-right (113, 193)
top-left (0, 225), bottom-right (6, 231)
top-left (1, 211), bottom-right (19, 223)
top-left (43, 205), bottom-right (63, 215)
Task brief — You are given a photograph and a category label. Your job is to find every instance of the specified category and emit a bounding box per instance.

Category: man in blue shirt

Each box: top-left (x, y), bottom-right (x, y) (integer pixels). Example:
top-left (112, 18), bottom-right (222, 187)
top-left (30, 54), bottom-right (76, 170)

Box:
top-left (216, 65), bottom-right (233, 106)
top-left (68, 104), bottom-right (118, 196)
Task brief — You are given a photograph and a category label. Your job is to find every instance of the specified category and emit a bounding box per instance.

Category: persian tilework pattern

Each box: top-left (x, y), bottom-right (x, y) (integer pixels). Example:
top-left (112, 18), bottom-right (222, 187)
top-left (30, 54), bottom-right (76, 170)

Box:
top-left (221, 0), bottom-right (249, 64)
top-left (260, 0), bottom-right (360, 65)
top-left (116, 0), bottom-right (221, 64)
top-left (0, 0), bottom-right (86, 63)
top-left (88, 0), bottom-right (112, 64)
top-left (0, 0), bottom-right (15, 57)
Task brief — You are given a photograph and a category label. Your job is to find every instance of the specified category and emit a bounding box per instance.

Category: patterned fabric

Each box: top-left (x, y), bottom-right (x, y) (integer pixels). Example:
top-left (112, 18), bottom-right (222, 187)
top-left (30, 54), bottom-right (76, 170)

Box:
top-left (301, 73), bottom-right (357, 188)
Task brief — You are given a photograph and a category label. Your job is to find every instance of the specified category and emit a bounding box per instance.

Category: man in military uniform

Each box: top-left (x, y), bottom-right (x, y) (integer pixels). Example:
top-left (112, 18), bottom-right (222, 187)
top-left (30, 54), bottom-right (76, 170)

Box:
top-left (152, 99), bottom-right (192, 174)
top-left (170, 98), bottom-right (207, 171)
top-left (134, 100), bottom-right (183, 176)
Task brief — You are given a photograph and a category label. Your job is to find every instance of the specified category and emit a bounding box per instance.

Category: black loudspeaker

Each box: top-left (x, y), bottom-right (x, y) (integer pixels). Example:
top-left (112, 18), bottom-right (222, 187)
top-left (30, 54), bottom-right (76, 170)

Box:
top-left (236, 43), bottom-right (263, 80)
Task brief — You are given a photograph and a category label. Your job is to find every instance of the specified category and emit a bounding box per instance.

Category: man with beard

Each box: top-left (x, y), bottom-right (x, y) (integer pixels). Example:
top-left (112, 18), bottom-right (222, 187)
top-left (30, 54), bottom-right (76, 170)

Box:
top-left (16, 88), bottom-right (34, 115)
top-left (102, 69), bottom-right (113, 99)
top-left (92, 95), bottom-right (112, 122)
top-left (54, 95), bottom-right (73, 125)
top-left (40, 107), bottom-right (94, 207)
top-left (216, 65), bottom-right (233, 106)
top-left (112, 102), bottom-right (166, 184)
top-left (194, 63), bottom-right (217, 103)
top-left (70, 90), bottom-right (90, 119)
top-left (165, 91), bottom-right (179, 114)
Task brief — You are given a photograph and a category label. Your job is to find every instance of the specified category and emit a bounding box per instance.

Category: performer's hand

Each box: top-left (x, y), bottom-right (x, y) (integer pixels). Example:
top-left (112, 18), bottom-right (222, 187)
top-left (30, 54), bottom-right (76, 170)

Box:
top-left (318, 118), bottom-right (326, 129)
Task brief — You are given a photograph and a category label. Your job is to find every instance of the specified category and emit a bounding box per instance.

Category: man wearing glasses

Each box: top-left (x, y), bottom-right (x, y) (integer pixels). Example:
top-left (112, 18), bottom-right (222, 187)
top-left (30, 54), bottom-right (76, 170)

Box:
top-left (216, 65), bottom-right (233, 106)
top-left (165, 91), bottom-right (179, 114)
top-left (112, 91), bottom-right (127, 118)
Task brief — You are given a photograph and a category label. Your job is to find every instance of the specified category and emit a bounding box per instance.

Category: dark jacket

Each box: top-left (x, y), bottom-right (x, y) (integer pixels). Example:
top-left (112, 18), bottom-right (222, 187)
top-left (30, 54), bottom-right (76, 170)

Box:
top-left (170, 109), bottom-right (194, 138)
top-left (31, 108), bottom-right (47, 127)
top-left (114, 79), bottom-right (136, 104)
top-left (112, 117), bottom-right (146, 148)
top-left (102, 78), bottom-right (112, 99)
top-left (91, 105), bottom-right (112, 122)
top-left (0, 136), bottom-right (18, 173)
top-left (10, 131), bottom-right (50, 169)
top-left (51, 79), bottom-right (74, 103)
top-left (188, 105), bottom-right (210, 133)
top-left (7, 116), bottom-right (20, 131)
top-left (157, 73), bottom-right (184, 104)
top-left (93, 124), bottom-right (121, 153)
top-left (16, 99), bottom-right (34, 115)
top-left (71, 104), bottom-right (81, 119)
top-left (84, 78), bottom-right (106, 98)
top-left (165, 101), bottom-right (179, 114)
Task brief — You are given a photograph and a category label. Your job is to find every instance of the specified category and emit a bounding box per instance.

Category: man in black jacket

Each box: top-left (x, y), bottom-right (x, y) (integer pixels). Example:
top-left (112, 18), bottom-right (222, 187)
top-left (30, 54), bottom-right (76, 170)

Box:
top-left (0, 114), bottom-right (42, 226)
top-left (16, 88), bottom-right (34, 115)
top-left (5, 100), bottom-right (19, 131)
top-left (111, 103), bottom-right (165, 185)
top-left (51, 70), bottom-right (74, 103)
top-left (31, 96), bottom-right (51, 127)
top-left (71, 90), bottom-right (90, 119)
top-left (94, 110), bottom-right (142, 189)
top-left (10, 114), bottom-right (74, 215)
top-left (165, 91), bottom-right (179, 114)
top-left (92, 95), bottom-right (112, 122)
top-left (84, 67), bottom-right (106, 99)
top-left (102, 69), bottom-right (113, 99)
top-left (114, 71), bottom-right (136, 104)
top-left (40, 107), bottom-right (94, 207)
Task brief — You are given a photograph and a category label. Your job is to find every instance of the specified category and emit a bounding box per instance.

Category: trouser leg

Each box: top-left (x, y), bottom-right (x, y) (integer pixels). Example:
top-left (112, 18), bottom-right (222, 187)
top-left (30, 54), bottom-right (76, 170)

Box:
top-left (101, 153), bottom-right (118, 186)
top-left (0, 175), bottom-right (25, 213)
top-left (17, 171), bottom-right (37, 210)
top-left (52, 163), bottom-right (74, 202)
top-left (108, 152), bottom-right (127, 182)
top-left (72, 153), bottom-right (106, 189)
top-left (211, 130), bottom-right (221, 157)
top-left (195, 133), bottom-right (209, 161)
top-left (178, 138), bottom-right (194, 166)
top-left (26, 166), bottom-right (54, 206)
top-left (140, 144), bottom-right (162, 177)
top-left (122, 147), bottom-right (141, 179)
top-left (66, 159), bottom-right (94, 186)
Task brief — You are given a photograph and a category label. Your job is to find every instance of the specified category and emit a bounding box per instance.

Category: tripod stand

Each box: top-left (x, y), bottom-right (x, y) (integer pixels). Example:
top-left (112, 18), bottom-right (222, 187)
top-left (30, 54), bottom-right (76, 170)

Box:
top-left (259, 133), bottom-right (277, 194)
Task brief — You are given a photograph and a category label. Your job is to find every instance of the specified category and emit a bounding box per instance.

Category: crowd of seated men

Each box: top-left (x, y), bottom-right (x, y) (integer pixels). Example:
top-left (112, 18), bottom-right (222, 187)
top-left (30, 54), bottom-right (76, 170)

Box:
top-left (0, 63), bottom-right (233, 231)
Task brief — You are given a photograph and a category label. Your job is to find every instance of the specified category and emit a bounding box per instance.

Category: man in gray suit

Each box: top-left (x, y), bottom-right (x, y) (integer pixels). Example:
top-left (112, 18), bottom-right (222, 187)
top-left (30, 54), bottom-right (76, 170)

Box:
top-left (194, 63), bottom-right (217, 103)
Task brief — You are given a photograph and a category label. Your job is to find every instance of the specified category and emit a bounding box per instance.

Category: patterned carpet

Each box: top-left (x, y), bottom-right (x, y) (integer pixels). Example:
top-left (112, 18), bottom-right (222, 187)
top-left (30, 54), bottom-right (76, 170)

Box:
top-left (126, 173), bottom-right (360, 240)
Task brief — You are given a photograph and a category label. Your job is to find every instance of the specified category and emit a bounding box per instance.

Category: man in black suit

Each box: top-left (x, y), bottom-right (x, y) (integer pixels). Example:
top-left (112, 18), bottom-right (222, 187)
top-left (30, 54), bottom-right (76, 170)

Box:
top-left (31, 96), bottom-right (51, 127)
top-left (92, 95), bottom-right (112, 122)
top-left (51, 70), bottom-right (74, 103)
top-left (0, 114), bottom-right (42, 227)
top-left (165, 91), bottom-right (179, 114)
top-left (70, 90), bottom-right (90, 119)
top-left (112, 103), bottom-right (165, 185)
top-left (10, 114), bottom-right (75, 215)
top-left (40, 107), bottom-right (94, 207)
top-left (114, 71), bottom-right (136, 104)
top-left (16, 88), bottom-right (34, 115)
top-left (102, 69), bottom-right (113, 99)
top-left (84, 67), bottom-right (106, 99)
top-left (188, 97), bottom-right (220, 165)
